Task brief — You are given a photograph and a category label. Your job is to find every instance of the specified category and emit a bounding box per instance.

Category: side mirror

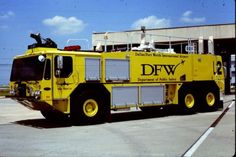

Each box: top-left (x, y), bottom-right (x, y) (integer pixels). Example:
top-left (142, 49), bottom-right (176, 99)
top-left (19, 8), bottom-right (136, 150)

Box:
top-left (55, 56), bottom-right (63, 77)
top-left (57, 56), bottom-right (63, 69)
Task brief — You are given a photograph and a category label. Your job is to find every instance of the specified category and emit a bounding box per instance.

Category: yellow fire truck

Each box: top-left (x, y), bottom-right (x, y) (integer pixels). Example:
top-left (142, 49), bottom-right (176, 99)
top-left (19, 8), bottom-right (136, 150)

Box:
top-left (8, 33), bottom-right (225, 124)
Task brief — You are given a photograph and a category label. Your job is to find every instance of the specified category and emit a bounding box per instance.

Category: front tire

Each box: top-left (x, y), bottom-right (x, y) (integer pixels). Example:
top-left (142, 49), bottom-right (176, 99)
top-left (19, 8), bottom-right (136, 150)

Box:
top-left (71, 91), bottom-right (106, 125)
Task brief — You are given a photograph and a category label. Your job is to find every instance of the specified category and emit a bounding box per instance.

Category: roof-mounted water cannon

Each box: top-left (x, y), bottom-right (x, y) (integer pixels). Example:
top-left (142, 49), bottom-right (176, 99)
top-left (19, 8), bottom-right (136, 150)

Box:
top-left (28, 33), bottom-right (57, 49)
top-left (30, 33), bottom-right (42, 45)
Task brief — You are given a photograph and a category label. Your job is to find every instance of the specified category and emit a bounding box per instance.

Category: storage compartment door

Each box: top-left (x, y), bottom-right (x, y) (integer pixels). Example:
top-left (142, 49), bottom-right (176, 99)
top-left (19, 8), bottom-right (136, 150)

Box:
top-left (140, 86), bottom-right (165, 105)
top-left (85, 58), bottom-right (100, 81)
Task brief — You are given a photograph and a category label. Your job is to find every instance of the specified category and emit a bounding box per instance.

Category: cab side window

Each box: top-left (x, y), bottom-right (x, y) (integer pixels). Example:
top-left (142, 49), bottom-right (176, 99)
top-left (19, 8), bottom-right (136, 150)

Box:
top-left (54, 56), bottom-right (73, 78)
top-left (44, 59), bottom-right (51, 80)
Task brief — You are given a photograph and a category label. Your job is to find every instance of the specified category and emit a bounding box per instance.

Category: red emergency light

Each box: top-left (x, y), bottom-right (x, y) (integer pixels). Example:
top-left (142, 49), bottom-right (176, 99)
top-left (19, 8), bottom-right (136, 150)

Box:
top-left (64, 45), bottom-right (81, 51)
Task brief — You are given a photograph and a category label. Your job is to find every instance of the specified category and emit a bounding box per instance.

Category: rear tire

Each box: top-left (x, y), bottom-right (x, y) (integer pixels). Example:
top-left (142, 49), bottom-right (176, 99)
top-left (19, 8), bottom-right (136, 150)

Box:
top-left (71, 91), bottom-right (107, 125)
top-left (199, 88), bottom-right (219, 112)
top-left (179, 86), bottom-right (197, 114)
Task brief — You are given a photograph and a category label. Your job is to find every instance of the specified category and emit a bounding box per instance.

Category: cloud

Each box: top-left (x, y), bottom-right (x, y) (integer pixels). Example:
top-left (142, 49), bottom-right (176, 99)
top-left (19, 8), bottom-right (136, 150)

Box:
top-left (180, 11), bottom-right (206, 23)
top-left (131, 15), bottom-right (170, 29)
top-left (0, 11), bottom-right (15, 19)
top-left (43, 16), bottom-right (86, 35)
top-left (0, 11), bottom-right (14, 30)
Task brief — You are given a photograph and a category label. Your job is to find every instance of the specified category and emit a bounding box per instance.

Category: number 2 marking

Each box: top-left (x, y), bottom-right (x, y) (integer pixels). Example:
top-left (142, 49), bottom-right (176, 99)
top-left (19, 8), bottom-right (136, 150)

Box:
top-left (216, 61), bottom-right (222, 75)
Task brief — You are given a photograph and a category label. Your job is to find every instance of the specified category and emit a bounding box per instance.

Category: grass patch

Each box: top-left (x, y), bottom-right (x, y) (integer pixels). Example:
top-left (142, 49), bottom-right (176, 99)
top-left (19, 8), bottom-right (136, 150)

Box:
top-left (0, 88), bottom-right (9, 96)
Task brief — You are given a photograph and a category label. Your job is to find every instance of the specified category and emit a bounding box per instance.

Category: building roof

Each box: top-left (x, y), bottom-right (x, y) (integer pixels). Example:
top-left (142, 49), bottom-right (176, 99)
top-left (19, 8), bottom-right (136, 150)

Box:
top-left (92, 23), bottom-right (235, 46)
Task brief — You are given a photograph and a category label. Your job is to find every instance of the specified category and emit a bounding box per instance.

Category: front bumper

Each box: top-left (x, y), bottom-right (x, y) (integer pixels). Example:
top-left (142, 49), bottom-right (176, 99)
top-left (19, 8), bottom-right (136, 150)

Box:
top-left (6, 95), bottom-right (51, 111)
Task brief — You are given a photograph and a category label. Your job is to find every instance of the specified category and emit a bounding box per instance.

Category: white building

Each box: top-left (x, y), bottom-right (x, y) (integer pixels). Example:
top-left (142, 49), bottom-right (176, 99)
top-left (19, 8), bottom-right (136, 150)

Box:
top-left (92, 23), bottom-right (236, 94)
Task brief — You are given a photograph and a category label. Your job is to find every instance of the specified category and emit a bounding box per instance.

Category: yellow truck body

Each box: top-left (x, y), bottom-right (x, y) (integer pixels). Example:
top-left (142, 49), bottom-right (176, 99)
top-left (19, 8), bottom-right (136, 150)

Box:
top-left (8, 35), bottom-right (225, 124)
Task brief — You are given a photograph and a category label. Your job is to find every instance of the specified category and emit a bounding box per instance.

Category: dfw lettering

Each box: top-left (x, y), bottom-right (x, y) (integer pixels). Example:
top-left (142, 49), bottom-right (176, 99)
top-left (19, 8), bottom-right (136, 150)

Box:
top-left (141, 60), bottom-right (185, 76)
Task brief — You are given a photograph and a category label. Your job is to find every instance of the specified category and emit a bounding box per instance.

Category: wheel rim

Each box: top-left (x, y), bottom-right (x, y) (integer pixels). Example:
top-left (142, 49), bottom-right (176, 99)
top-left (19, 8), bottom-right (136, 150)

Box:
top-left (206, 92), bottom-right (215, 107)
top-left (83, 99), bottom-right (98, 117)
top-left (185, 94), bottom-right (195, 109)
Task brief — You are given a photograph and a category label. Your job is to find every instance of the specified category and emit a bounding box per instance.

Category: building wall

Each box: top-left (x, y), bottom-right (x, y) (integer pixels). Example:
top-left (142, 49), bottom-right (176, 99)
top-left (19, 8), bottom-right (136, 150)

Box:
top-left (92, 24), bottom-right (235, 47)
top-left (92, 23), bottom-right (236, 94)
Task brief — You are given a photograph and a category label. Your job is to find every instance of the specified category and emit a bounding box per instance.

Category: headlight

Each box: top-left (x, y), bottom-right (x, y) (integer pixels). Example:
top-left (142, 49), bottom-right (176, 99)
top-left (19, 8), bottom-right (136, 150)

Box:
top-left (9, 89), bottom-right (16, 95)
top-left (27, 87), bottom-right (41, 99)
top-left (34, 90), bottom-right (41, 99)
top-left (28, 87), bottom-right (34, 97)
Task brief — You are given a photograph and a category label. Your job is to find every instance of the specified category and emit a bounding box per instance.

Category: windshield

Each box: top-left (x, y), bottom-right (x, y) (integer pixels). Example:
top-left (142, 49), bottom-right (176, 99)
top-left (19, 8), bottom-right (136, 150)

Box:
top-left (10, 56), bottom-right (46, 81)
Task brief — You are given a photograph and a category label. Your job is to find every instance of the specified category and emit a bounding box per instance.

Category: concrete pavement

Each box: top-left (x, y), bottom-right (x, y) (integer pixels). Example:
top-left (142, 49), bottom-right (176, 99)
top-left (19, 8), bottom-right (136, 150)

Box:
top-left (0, 95), bottom-right (234, 157)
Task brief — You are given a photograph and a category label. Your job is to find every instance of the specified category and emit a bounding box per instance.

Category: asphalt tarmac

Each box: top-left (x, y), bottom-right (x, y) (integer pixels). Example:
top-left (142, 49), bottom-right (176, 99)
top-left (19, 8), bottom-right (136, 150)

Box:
top-left (0, 95), bottom-right (235, 157)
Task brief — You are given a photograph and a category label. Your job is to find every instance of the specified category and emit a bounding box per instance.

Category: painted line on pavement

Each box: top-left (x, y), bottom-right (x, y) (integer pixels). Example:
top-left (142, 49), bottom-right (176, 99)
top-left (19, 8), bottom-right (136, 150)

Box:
top-left (182, 101), bottom-right (235, 157)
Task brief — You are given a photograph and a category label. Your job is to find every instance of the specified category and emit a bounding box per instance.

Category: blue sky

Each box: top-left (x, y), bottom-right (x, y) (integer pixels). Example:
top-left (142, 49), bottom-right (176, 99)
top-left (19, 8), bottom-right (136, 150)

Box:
top-left (0, 0), bottom-right (235, 84)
